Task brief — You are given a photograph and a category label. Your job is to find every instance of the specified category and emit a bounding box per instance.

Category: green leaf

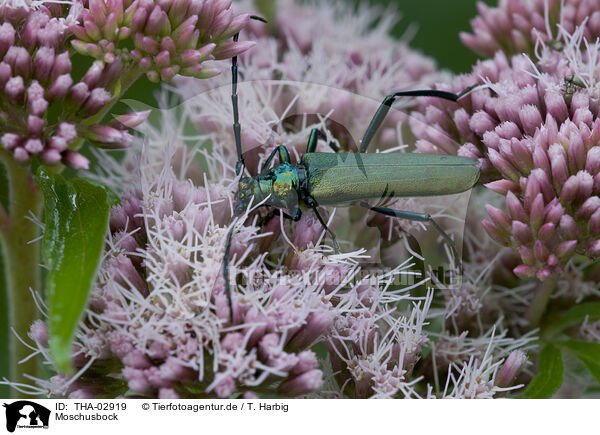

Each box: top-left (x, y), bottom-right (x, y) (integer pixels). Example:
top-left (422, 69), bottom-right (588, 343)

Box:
top-left (543, 302), bottom-right (600, 339)
top-left (519, 344), bottom-right (564, 398)
top-left (559, 340), bottom-right (600, 385)
top-left (36, 168), bottom-right (111, 374)
top-left (82, 178), bottom-right (121, 208)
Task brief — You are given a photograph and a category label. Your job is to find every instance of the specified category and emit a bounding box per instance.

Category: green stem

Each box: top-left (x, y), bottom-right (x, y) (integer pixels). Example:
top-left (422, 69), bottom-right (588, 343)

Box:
top-left (525, 274), bottom-right (559, 330)
top-left (0, 151), bottom-right (43, 397)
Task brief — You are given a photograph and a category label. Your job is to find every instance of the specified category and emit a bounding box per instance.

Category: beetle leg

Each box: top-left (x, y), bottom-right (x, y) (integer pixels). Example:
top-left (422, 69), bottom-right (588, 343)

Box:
top-left (261, 145), bottom-right (291, 173)
top-left (308, 202), bottom-right (340, 254)
top-left (279, 146), bottom-right (291, 164)
top-left (290, 208), bottom-right (302, 221)
top-left (281, 208), bottom-right (302, 221)
top-left (372, 184), bottom-right (395, 208)
top-left (306, 128), bottom-right (340, 153)
top-left (261, 147), bottom-right (280, 173)
top-left (260, 207), bottom-right (302, 225)
top-left (258, 208), bottom-right (279, 226)
top-left (359, 201), bottom-right (463, 277)
top-left (359, 84), bottom-right (480, 153)
top-left (306, 128), bottom-right (322, 153)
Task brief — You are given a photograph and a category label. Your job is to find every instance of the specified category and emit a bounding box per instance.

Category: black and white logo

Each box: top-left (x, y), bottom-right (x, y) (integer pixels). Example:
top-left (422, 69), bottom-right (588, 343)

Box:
top-left (3, 401), bottom-right (50, 432)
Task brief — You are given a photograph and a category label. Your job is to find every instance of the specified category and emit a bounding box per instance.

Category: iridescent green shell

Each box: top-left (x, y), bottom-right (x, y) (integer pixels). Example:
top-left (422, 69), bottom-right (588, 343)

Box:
top-left (302, 152), bottom-right (480, 205)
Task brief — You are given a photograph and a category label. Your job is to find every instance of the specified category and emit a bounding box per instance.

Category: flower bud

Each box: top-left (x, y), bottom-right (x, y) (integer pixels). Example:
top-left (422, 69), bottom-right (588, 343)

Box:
top-left (278, 369), bottom-right (323, 396)
top-left (63, 150), bottom-right (90, 170)
top-left (495, 350), bottom-right (527, 388)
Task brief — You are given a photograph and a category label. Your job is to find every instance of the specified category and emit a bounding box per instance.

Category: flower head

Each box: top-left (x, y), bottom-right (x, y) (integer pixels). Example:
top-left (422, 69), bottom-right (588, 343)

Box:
top-left (0, 0), bottom-right (253, 167)
top-left (70, 0), bottom-right (252, 81)
top-left (460, 0), bottom-right (600, 58)
top-left (411, 21), bottom-right (600, 280)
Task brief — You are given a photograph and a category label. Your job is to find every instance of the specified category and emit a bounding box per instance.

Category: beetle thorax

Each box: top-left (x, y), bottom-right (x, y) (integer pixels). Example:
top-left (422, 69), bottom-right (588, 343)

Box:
top-left (235, 163), bottom-right (302, 214)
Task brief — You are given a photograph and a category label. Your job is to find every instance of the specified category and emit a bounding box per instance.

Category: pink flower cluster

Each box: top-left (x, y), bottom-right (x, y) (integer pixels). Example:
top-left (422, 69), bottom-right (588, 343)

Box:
top-left (411, 22), bottom-right (600, 280)
top-left (178, 0), bottom-right (445, 153)
top-left (71, 0), bottom-right (253, 82)
top-left (15, 84), bottom-right (531, 398)
top-left (9, 0), bottom-right (537, 400)
top-left (461, 0), bottom-right (600, 57)
top-left (0, 3), bottom-right (103, 167)
top-left (0, 0), bottom-right (252, 168)
top-left (26, 156), bottom-right (333, 398)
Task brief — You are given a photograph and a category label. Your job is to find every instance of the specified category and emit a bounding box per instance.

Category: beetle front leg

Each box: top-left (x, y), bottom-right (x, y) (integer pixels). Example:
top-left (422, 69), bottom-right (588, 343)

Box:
top-left (285, 208), bottom-right (302, 221)
top-left (260, 207), bottom-right (302, 225)
top-left (359, 201), bottom-right (464, 278)
top-left (261, 145), bottom-right (291, 173)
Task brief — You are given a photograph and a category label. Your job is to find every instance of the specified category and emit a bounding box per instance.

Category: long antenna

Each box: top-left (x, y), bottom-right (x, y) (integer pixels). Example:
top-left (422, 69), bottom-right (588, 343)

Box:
top-left (224, 16), bottom-right (267, 323)
top-left (223, 221), bottom-right (236, 323)
top-left (231, 15), bottom-right (267, 176)
top-left (231, 31), bottom-right (244, 175)
top-left (359, 85), bottom-right (479, 153)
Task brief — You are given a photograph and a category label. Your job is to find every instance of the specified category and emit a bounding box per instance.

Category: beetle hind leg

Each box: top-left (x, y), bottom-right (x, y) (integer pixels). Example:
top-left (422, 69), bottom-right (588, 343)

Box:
top-left (359, 202), bottom-right (464, 279)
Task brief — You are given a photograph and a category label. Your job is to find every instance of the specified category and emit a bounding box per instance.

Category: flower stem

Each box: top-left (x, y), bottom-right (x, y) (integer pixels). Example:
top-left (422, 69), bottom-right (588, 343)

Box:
top-left (525, 273), bottom-right (558, 329)
top-left (0, 151), bottom-right (42, 397)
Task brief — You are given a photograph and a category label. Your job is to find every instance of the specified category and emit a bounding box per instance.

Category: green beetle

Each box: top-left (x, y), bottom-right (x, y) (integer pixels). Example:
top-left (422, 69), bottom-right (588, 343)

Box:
top-left (224, 23), bottom-right (480, 322)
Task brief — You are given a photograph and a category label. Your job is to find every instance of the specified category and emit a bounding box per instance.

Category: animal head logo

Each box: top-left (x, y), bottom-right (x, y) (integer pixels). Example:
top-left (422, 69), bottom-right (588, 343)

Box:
top-left (2, 401), bottom-right (50, 432)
